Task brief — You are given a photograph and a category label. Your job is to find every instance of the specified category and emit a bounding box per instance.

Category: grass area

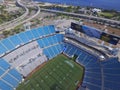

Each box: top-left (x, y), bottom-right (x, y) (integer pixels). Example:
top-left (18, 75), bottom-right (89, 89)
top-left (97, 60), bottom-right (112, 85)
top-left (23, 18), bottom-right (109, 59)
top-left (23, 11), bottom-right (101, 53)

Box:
top-left (98, 12), bottom-right (114, 18)
top-left (17, 54), bottom-right (84, 90)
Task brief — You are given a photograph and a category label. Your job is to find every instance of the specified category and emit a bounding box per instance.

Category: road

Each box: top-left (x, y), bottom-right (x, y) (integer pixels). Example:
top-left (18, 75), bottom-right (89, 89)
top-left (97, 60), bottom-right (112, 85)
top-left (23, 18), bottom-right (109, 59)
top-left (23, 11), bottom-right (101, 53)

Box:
top-left (0, 0), bottom-right (29, 31)
top-left (41, 8), bottom-right (120, 28)
top-left (0, 0), bottom-right (40, 32)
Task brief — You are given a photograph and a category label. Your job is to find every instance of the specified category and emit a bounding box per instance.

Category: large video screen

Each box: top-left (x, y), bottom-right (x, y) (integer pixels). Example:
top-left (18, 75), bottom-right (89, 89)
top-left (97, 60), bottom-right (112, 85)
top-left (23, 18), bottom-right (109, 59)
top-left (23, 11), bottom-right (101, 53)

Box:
top-left (71, 22), bottom-right (82, 31)
top-left (100, 32), bottom-right (120, 45)
top-left (70, 22), bottom-right (120, 45)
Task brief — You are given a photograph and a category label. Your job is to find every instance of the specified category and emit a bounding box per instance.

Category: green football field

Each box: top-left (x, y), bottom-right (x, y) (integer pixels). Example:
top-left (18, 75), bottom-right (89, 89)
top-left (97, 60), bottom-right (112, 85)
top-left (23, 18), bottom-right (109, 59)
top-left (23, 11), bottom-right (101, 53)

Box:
top-left (17, 54), bottom-right (84, 90)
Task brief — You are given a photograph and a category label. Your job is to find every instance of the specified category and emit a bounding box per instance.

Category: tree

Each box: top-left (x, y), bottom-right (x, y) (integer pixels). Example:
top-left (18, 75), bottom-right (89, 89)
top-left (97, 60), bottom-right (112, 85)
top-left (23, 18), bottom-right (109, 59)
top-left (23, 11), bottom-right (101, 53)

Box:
top-left (76, 6), bottom-right (80, 10)
top-left (2, 30), bottom-right (11, 37)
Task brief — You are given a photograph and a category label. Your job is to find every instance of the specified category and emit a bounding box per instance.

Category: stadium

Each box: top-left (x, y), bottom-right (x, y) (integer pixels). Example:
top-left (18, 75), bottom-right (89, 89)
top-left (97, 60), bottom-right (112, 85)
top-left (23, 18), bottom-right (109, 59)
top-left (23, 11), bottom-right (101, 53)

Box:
top-left (0, 22), bottom-right (120, 90)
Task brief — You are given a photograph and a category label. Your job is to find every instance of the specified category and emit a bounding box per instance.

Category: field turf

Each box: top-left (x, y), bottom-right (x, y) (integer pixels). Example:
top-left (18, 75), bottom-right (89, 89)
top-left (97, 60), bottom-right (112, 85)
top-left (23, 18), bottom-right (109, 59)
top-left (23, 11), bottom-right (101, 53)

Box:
top-left (17, 54), bottom-right (84, 90)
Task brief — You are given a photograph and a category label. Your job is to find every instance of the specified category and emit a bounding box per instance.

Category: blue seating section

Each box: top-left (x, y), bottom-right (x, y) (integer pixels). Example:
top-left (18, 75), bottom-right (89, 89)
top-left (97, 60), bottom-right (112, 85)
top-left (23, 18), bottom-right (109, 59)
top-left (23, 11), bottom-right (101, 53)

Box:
top-left (37, 34), bottom-right (63, 48)
top-left (0, 42), bottom-right (8, 55)
top-left (101, 58), bottom-right (120, 90)
top-left (31, 28), bottom-right (40, 39)
top-left (0, 68), bottom-right (4, 76)
top-left (48, 25), bottom-right (56, 34)
top-left (24, 30), bottom-right (35, 41)
top-left (18, 32), bottom-right (29, 43)
top-left (43, 44), bottom-right (63, 59)
top-left (0, 58), bottom-right (10, 70)
top-left (64, 43), bottom-right (102, 90)
top-left (0, 80), bottom-right (13, 90)
top-left (9, 35), bottom-right (22, 47)
top-left (37, 25), bottom-right (55, 36)
top-left (37, 34), bottom-right (64, 59)
top-left (8, 69), bottom-right (22, 82)
top-left (0, 25), bottom-right (55, 56)
top-left (1, 38), bottom-right (15, 51)
top-left (64, 42), bottom-right (120, 90)
top-left (0, 58), bottom-right (22, 90)
top-left (2, 74), bottom-right (18, 87)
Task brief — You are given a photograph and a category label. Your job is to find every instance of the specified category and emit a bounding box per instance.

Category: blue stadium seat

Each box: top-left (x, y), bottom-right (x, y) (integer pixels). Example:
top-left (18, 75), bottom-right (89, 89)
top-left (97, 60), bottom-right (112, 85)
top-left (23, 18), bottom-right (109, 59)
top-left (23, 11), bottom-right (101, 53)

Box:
top-left (103, 62), bottom-right (120, 68)
top-left (85, 71), bottom-right (101, 79)
top-left (37, 39), bottom-right (44, 48)
top-left (48, 47), bottom-right (55, 58)
top-left (24, 30), bottom-right (35, 40)
top-left (0, 68), bottom-right (4, 76)
top-left (75, 49), bottom-right (82, 56)
top-left (77, 53), bottom-right (87, 63)
top-left (0, 41), bottom-right (8, 55)
top-left (56, 34), bottom-right (63, 42)
top-left (82, 82), bottom-right (101, 90)
top-left (9, 34), bottom-right (22, 47)
top-left (52, 35), bottom-right (58, 43)
top-left (2, 74), bottom-right (19, 87)
top-left (37, 27), bottom-right (46, 36)
top-left (52, 45), bottom-right (59, 55)
top-left (31, 28), bottom-right (40, 39)
top-left (67, 46), bottom-right (77, 56)
top-left (56, 44), bottom-right (63, 53)
top-left (104, 74), bottom-right (120, 83)
top-left (46, 47), bottom-right (53, 59)
top-left (48, 25), bottom-right (55, 34)
top-left (104, 68), bottom-right (119, 74)
top-left (60, 43), bottom-right (64, 51)
top-left (43, 43), bottom-right (63, 59)
top-left (64, 44), bottom-right (72, 55)
top-left (45, 37), bottom-right (51, 46)
top-left (8, 69), bottom-right (22, 82)
top-left (43, 49), bottom-right (49, 58)
top-left (104, 80), bottom-right (120, 90)
top-left (82, 56), bottom-right (92, 65)
top-left (0, 80), bottom-right (13, 90)
top-left (1, 38), bottom-right (15, 51)
top-left (43, 26), bottom-right (50, 35)
top-left (83, 76), bottom-right (102, 86)
top-left (0, 59), bottom-right (10, 70)
top-left (18, 32), bottom-right (29, 43)
top-left (48, 36), bottom-right (55, 45)
top-left (85, 68), bottom-right (101, 73)
top-left (37, 34), bottom-right (64, 49)
top-left (86, 62), bottom-right (100, 68)
top-left (40, 38), bottom-right (48, 48)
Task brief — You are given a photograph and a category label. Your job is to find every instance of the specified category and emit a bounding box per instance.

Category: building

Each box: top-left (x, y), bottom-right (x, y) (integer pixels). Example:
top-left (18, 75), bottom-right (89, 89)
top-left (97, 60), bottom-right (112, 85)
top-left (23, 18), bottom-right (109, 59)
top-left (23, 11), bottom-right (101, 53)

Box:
top-left (92, 8), bottom-right (101, 13)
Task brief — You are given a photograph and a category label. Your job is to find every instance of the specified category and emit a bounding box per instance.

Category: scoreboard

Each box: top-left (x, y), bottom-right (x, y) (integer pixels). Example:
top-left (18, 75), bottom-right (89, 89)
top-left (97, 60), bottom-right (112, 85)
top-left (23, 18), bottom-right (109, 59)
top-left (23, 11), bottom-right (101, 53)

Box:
top-left (70, 22), bottom-right (120, 45)
top-left (100, 32), bottom-right (120, 45)
top-left (71, 22), bottom-right (83, 32)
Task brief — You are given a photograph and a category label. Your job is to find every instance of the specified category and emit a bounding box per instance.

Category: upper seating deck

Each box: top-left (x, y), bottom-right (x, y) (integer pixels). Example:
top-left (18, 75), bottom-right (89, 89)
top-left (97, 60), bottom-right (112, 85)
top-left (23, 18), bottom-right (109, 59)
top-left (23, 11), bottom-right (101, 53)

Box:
top-left (0, 25), bottom-right (56, 56)
top-left (37, 34), bottom-right (64, 59)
